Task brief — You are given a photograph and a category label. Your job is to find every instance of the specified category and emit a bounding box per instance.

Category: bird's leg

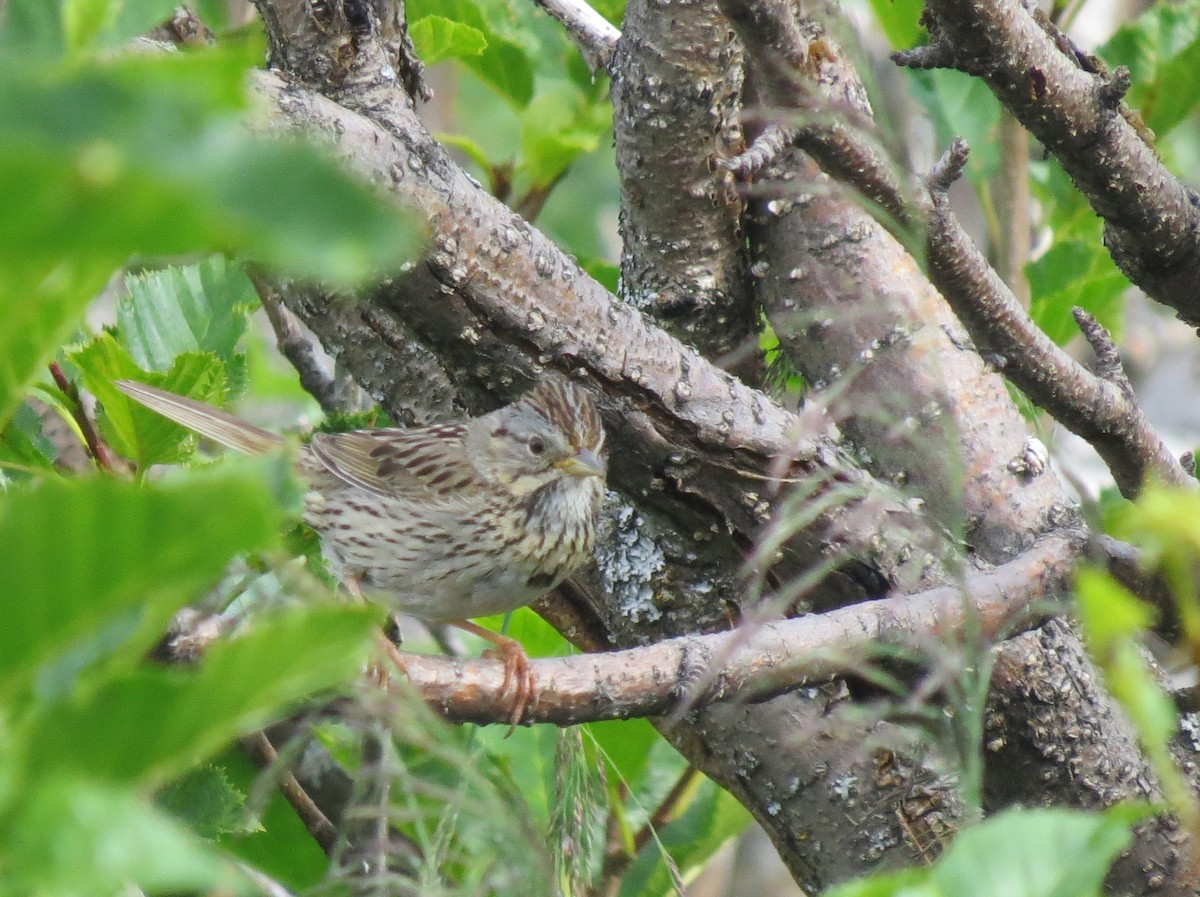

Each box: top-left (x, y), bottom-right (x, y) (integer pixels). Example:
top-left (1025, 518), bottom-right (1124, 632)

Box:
top-left (449, 619), bottom-right (535, 730)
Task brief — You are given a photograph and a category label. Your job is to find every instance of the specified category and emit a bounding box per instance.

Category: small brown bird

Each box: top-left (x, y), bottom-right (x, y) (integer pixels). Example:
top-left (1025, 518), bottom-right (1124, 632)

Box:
top-left (115, 377), bottom-right (607, 723)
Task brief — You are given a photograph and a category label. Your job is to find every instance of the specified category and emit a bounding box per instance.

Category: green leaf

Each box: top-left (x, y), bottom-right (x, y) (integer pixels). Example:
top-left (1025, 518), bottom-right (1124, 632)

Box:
top-left (0, 464), bottom-right (281, 701)
top-left (0, 0), bottom-right (66, 55)
top-left (410, 14), bottom-right (488, 64)
top-left (470, 37), bottom-right (535, 107)
top-left (588, 717), bottom-right (661, 790)
top-left (618, 776), bottom-right (751, 897)
top-left (63, 0), bottom-right (179, 54)
top-left (519, 85), bottom-right (607, 185)
top-left (210, 747), bottom-right (329, 889)
top-left (1074, 567), bottom-right (1156, 656)
top-left (408, 0), bottom-right (535, 105)
top-left (930, 806), bottom-right (1142, 897)
top-left (158, 764), bottom-right (251, 839)
top-left (1098, 0), bottom-right (1200, 137)
top-left (827, 806), bottom-right (1146, 897)
top-left (0, 259), bottom-right (116, 431)
top-left (867, 0), bottom-right (926, 50)
top-left (25, 604), bottom-right (376, 786)
top-left (71, 334), bottom-right (229, 467)
top-left (0, 50), bottom-right (420, 288)
top-left (1027, 239), bottom-right (1127, 345)
top-left (3, 777), bottom-right (243, 897)
top-left (119, 257), bottom-right (257, 375)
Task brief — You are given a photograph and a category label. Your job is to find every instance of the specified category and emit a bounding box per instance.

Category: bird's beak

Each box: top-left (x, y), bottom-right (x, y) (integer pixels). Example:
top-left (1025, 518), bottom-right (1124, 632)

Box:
top-left (556, 448), bottom-right (605, 478)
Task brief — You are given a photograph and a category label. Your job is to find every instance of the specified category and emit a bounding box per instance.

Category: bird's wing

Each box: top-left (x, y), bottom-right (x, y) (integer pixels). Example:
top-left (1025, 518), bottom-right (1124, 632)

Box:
top-left (308, 424), bottom-right (480, 500)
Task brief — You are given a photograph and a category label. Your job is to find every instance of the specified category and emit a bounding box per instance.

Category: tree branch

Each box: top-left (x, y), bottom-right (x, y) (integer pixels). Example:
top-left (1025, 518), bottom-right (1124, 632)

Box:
top-left (532, 0), bottom-right (619, 73)
top-left (610, 0), bottom-right (762, 380)
top-left (895, 0), bottom-right (1200, 326)
top-left (717, 0), bottom-right (1190, 498)
top-left (924, 142), bottom-right (1192, 496)
top-left (389, 531), bottom-right (1080, 726)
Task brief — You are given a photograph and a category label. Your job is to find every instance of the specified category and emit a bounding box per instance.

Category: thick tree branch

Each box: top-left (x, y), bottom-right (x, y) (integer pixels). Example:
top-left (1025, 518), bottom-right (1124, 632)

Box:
top-left (610, 0), bottom-right (762, 379)
top-left (895, 0), bottom-right (1200, 326)
top-left (252, 67), bottom-right (907, 619)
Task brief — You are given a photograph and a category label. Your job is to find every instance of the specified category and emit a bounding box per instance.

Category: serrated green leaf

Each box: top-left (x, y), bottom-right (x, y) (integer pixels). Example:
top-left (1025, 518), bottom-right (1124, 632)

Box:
top-left (25, 604), bottom-right (376, 786)
top-left (158, 764), bottom-right (251, 839)
top-left (119, 257), bottom-right (257, 374)
top-left (71, 334), bottom-right (229, 467)
top-left (4, 777), bottom-right (243, 897)
top-left (408, 0), bottom-right (535, 105)
top-left (0, 464), bottom-right (280, 701)
top-left (411, 14), bottom-right (488, 64)
top-left (209, 746), bottom-right (329, 889)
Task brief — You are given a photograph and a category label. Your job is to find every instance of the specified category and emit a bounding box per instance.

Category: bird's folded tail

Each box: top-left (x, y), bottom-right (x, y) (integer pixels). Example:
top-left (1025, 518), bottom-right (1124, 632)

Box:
top-left (114, 380), bottom-right (284, 455)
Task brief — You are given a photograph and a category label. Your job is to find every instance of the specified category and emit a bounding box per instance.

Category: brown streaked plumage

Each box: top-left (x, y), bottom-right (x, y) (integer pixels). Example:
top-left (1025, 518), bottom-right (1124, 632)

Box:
top-left (114, 377), bottom-right (607, 723)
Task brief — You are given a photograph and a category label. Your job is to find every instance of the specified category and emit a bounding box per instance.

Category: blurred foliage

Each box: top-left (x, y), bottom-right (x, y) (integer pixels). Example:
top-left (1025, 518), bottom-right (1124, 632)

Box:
top-left (825, 804), bottom-right (1150, 897)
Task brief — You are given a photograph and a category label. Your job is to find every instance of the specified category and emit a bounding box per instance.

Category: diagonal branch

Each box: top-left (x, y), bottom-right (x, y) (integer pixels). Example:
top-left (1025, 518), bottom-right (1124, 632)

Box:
top-left (894, 0), bottom-right (1200, 325)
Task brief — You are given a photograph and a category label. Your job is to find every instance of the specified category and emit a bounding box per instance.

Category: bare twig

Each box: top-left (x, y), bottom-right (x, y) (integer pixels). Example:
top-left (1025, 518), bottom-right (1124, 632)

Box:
top-left (249, 271), bottom-right (348, 415)
top-left (244, 730), bottom-right (340, 854)
top-left (923, 142), bottom-right (1191, 496)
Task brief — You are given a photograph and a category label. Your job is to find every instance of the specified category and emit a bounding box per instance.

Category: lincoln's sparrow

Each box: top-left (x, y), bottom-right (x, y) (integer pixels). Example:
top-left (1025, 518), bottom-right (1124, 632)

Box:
top-left (116, 377), bottom-right (607, 721)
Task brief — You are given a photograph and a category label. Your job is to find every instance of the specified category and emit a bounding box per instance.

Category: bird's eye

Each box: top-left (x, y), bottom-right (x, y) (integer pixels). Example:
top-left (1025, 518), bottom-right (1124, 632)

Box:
top-left (528, 436), bottom-right (546, 455)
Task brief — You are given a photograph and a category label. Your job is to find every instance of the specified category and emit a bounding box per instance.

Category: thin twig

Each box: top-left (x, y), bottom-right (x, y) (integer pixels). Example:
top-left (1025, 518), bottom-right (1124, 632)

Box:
top-left (47, 361), bottom-right (125, 473)
top-left (244, 730), bottom-right (340, 855)
top-left (249, 271), bottom-right (347, 415)
top-left (633, 765), bottom-right (700, 853)
top-left (716, 123), bottom-right (800, 176)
